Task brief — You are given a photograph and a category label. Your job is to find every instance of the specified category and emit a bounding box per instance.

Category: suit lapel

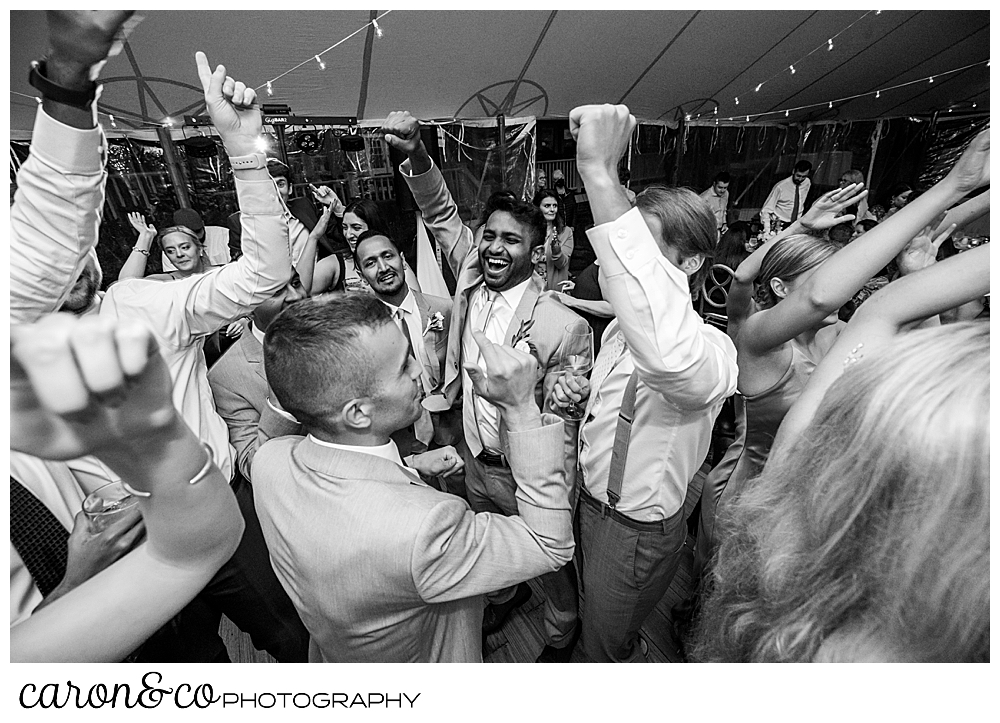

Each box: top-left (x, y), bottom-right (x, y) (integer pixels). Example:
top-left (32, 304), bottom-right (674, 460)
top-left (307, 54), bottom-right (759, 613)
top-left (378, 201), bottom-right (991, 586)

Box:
top-left (444, 258), bottom-right (483, 399)
top-left (411, 290), bottom-right (441, 389)
top-left (242, 324), bottom-right (268, 384)
top-left (502, 274), bottom-right (543, 346)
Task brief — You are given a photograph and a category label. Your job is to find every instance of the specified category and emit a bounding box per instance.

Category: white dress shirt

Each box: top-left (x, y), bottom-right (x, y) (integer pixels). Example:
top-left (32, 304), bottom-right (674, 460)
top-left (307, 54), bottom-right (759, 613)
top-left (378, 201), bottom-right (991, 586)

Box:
top-left (461, 277), bottom-right (531, 455)
top-left (699, 187), bottom-right (729, 228)
top-left (305, 435), bottom-right (424, 484)
top-left (382, 291), bottom-right (433, 395)
top-left (580, 208), bottom-right (738, 522)
top-left (99, 177), bottom-right (292, 482)
top-left (761, 175), bottom-right (811, 224)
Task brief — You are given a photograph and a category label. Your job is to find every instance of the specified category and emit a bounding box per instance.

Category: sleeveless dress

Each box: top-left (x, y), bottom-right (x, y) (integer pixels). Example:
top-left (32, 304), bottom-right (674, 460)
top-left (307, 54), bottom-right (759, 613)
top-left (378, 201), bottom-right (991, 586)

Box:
top-left (716, 344), bottom-right (818, 513)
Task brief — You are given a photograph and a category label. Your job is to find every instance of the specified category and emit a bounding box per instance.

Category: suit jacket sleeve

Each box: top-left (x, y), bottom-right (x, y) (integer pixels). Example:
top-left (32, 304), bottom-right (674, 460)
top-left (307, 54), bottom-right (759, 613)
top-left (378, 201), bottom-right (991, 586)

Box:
top-left (399, 158), bottom-right (476, 280)
top-left (411, 415), bottom-right (574, 603)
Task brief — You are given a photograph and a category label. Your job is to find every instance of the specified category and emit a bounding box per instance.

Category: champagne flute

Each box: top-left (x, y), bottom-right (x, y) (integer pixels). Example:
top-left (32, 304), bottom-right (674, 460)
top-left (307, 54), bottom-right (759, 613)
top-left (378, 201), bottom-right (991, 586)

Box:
top-left (559, 325), bottom-right (594, 421)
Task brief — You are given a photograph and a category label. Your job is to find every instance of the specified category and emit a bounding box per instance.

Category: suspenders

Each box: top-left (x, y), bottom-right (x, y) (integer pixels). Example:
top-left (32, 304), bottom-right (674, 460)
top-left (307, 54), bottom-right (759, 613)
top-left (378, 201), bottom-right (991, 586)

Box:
top-left (604, 370), bottom-right (639, 512)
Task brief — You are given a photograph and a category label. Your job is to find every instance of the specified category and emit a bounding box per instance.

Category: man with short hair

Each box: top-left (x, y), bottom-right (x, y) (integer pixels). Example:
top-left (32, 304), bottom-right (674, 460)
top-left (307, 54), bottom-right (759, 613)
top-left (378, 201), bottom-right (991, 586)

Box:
top-left (555, 104), bottom-right (738, 663)
top-left (253, 294), bottom-right (575, 662)
top-left (700, 171), bottom-right (731, 234)
top-left (761, 160), bottom-right (812, 234)
top-left (550, 168), bottom-right (578, 228)
top-left (353, 230), bottom-right (456, 460)
top-left (381, 110), bottom-right (592, 661)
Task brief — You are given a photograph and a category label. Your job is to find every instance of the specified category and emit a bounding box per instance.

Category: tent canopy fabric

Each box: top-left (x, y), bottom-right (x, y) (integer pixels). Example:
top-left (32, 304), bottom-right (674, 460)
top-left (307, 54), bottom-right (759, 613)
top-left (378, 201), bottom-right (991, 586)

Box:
top-left (10, 9), bottom-right (989, 137)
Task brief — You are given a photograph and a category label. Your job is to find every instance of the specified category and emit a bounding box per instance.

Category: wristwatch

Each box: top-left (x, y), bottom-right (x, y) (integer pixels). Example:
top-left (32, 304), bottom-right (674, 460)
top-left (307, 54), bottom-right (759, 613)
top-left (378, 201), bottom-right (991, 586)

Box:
top-left (28, 60), bottom-right (99, 110)
top-left (228, 152), bottom-right (269, 171)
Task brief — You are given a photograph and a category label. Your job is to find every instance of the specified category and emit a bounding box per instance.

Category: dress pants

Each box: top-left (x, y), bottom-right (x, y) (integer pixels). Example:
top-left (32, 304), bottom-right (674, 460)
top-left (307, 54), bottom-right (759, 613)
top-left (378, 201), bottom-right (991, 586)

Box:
top-left (133, 471), bottom-right (309, 662)
top-left (576, 490), bottom-right (686, 662)
top-left (461, 447), bottom-right (579, 647)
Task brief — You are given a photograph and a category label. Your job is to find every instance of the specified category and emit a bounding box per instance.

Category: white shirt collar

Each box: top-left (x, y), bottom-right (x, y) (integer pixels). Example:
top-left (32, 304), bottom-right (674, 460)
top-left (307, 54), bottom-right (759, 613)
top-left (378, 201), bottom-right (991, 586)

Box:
top-left (479, 275), bottom-right (531, 311)
top-left (251, 321), bottom-right (266, 346)
top-left (306, 434), bottom-right (404, 467)
top-left (381, 289), bottom-right (417, 318)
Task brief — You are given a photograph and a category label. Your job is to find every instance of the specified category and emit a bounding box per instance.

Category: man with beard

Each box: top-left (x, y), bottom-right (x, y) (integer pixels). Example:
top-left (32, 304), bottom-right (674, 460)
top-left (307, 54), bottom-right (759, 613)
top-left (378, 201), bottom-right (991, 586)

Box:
top-left (353, 231), bottom-right (455, 462)
top-left (381, 111), bottom-right (591, 662)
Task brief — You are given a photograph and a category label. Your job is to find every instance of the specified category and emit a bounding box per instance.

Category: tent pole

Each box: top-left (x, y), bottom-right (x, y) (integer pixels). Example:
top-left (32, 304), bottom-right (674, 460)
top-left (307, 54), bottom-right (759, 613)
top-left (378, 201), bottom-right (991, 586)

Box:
top-left (156, 126), bottom-right (191, 209)
top-left (497, 114), bottom-right (508, 189)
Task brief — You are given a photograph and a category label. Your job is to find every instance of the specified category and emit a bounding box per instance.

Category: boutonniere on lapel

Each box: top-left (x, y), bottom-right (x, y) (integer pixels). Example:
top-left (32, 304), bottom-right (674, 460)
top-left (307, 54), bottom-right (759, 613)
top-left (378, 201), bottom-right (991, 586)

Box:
top-left (422, 311), bottom-right (445, 337)
top-left (510, 319), bottom-right (538, 357)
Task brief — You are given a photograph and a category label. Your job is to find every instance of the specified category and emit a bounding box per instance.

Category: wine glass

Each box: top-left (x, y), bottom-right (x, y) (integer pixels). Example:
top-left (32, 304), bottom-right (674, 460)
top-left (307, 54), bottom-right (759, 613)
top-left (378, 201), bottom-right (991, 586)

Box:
top-left (558, 325), bottom-right (594, 421)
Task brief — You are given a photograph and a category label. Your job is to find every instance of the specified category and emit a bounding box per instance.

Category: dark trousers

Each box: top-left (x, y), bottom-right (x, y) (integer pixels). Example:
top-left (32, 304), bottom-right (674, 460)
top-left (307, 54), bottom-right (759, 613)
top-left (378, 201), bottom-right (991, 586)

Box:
top-left (134, 472), bottom-right (309, 663)
top-left (576, 491), bottom-right (686, 662)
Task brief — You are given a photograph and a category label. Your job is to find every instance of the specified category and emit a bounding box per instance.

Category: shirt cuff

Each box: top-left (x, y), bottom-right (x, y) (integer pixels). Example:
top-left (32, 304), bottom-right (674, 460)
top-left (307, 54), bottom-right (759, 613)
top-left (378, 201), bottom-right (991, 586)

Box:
top-left (266, 397), bottom-right (299, 423)
top-left (235, 176), bottom-right (284, 215)
top-left (586, 206), bottom-right (689, 287)
top-left (30, 106), bottom-right (106, 174)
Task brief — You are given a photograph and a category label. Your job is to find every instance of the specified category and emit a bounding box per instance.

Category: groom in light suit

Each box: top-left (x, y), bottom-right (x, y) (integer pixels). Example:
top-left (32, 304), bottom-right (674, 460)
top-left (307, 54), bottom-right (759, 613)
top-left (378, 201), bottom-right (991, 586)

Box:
top-left (253, 294), bottom-right (574, 662)
top-left (381, 111), bottom-right (591, 662)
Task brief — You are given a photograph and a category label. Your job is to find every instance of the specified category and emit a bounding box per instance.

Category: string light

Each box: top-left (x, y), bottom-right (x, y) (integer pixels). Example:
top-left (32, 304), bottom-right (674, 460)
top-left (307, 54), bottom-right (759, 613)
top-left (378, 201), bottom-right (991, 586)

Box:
top-left (163, 117), bottom-right (174, 127)
top-left (972, 102), bottom-right (978, 108)
top-left (372, 18), bottom-right (383, 38)
top-left (755, 84), bottom-right (762, 92)
top-left (255, 136), bottom-right (270, 153)
top-left (928, 76), bottom-right (934, 83)
top-left (789, 64), bottom-right (796, 74)
top-left (876, 90), bottom-right (881, 98)
top-left (685, 113), bottom-right (691, 121)
top-left (266, 81), bottom-right (273, 96)
top-left (315, 54), bottom-right (326, 70)
top-left (828, 39), bottom-right (834, 51)
top-left (785, 110), bottom-right (789, 117)
top-left (746, 115), bottom-right (750, 122)
top-left (735, 96), bottom-right (740, 105)
top-left (876, 10), bottom-right (882, 14)
top-left (828, 101), bottom-right (833, 109)
top-left (109, 115), bottom-right (117, 128)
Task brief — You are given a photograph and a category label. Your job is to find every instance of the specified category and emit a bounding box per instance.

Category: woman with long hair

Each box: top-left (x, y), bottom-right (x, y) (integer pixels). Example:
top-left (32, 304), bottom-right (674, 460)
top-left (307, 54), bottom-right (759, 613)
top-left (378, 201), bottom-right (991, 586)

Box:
top-left (692, 319), bottom-right (989, 662)
top-left (532, 189), bottom-right (574, 291)
top-left (699, 127), bottom-right (989, 561)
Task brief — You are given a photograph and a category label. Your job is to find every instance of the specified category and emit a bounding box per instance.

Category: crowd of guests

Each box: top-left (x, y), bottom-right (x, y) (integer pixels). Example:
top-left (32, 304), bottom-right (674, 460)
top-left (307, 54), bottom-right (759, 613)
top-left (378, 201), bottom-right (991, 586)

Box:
top-left (10, 11), bottom-right (989, 664)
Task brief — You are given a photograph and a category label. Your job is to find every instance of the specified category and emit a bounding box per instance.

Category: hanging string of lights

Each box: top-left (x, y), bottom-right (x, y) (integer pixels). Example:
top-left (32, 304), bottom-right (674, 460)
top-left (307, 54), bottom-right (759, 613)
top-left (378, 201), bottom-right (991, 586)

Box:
top-left (700, 59), bottom-right (989, 124)
top-left (258, 10), bottom-right (393, 96)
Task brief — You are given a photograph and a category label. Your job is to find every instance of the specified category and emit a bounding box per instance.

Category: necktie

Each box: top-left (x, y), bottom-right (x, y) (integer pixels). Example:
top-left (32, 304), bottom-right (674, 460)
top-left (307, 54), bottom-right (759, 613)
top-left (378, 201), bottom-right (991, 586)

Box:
top-left (395, 309), bottom-right (435, 445)
top-left (10, 477), bottom-right (70, 598)
top-left (790, 183), bottom-right (801, 222)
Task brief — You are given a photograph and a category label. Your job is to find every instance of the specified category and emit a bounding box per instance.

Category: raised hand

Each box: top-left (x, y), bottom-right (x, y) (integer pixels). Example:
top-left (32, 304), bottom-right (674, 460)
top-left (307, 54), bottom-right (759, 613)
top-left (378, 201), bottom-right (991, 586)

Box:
top-left (224, 320), bottom-right (244, 340)
top-left (11, 314), bottom-right (178, 462)
top-left (463, 330), bottom-right (540, 413)
top-left (46, 11), bottom-right (136, 80)
top-left (310, 184), bottom-right (344, 215)
top-left (569, 104), bottom-right (636, 182)
top-left (311, 203), bottom-right (335, 240)
top-left (798, 183), bottom-right (868, 233)
top-left (896, 221), bottom-right (956, 276)
top-left (194, 51), bottom-right (260, 157)
top-left (127, 211), bottom-right (155, 237)
top-left (944, 127), bottom-right (990, 196)
top-left (381, 111), bottom-right (423, 156)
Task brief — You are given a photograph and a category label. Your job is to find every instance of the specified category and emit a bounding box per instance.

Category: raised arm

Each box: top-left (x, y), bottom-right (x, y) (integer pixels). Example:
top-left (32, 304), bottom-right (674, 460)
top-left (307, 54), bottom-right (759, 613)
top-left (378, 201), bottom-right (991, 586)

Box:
top-left (770, 243), bottom-right (989, 461)
top-left (10, 313), bottom-right (243, 662)
top-left (10, 12), bottom-right (136, 322)
top-left (741, 129), bottom-right (989, 354)
top-left (571, 104), bottom-right (737, 409)
top-left (935, 189), bottom-right (989, 235)
top-left (728, 184), bottom-right (867, 329)
top-left (382, 111), bottom-right (475, 277)
top-left (413, 332), bottom-right (573, 602)
top-left (116, 212), bottom-right (157, 281)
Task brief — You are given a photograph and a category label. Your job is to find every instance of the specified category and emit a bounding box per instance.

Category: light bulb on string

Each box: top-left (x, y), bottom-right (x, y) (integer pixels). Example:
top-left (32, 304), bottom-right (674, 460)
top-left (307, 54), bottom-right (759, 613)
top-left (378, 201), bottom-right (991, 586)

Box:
top-left (755, 83), bottom-right (762, 92)
top-left (785, 110), bottom-right (789, 117)
top-left (746, 115), bottom-right (750, 123)
top-left (163, 117), bottom-right (174, 127)
top-left (714, 107), bottom-right (718, 115)
top-left (109, 114), bottom-right (117, 128)
top-left (372, 19), bottom-right (383, 38)
top-left (828, 39), bottom-right (834, 51)
top-left (928, 76), bottom-right (934, 83)
top-left (266, 81), bottom-right (274, 96)
top-left (685, 113), bottom-right (691, 122)
top-left (972, 102), bottom-right (978, 108)
top-left (828, 101), bottom-right (833, 109)
top-left (876, 90), bottom-right (881, 98)
top-left (876, 10), bottom-right (882, 15)
top-left (315, 55), bottom-right (326, 70)
top-left (789, 64), bottom-right (796, 74)
top-left (735, 96), bottom-right (739, 105)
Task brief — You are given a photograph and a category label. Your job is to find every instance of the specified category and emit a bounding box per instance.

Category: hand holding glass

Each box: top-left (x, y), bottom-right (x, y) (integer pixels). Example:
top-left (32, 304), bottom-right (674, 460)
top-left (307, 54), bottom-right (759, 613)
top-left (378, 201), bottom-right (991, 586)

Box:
top-left (558, 326), bottom-right (594, 421)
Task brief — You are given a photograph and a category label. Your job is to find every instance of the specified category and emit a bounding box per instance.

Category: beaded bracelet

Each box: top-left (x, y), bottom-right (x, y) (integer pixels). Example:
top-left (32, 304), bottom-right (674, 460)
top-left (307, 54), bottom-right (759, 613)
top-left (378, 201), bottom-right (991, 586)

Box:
top-left (131, 246), bottom-right (150, 257)
top-left (120, 442), bottom-right (215, 498)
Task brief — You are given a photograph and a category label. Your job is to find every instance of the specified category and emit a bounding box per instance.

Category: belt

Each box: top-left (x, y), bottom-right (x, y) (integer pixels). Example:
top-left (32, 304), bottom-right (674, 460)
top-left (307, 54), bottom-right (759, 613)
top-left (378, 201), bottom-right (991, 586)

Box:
top-left (475, 449), bottom-right (509, 469)
top-left (579, 488), bottom-right (679, 534)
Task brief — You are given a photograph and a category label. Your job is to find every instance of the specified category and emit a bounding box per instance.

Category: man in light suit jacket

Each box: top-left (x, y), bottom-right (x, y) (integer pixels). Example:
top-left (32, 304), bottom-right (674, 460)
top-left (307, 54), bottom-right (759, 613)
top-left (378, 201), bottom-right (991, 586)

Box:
top-left (353, 231), bottom-right (459, 462)
top-left (253, 294), bottom-right (574, 662)
top-left (207, 271), bottom-right (310, 481)
top-left (381, 111), bottom-right (591, 662)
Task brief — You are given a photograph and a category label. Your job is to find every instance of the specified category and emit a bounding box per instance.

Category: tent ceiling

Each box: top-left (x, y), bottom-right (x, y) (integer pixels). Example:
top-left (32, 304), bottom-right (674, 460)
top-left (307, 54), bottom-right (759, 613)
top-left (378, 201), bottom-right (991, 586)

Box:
top-left (10, 9), bottom-right (990, 134)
